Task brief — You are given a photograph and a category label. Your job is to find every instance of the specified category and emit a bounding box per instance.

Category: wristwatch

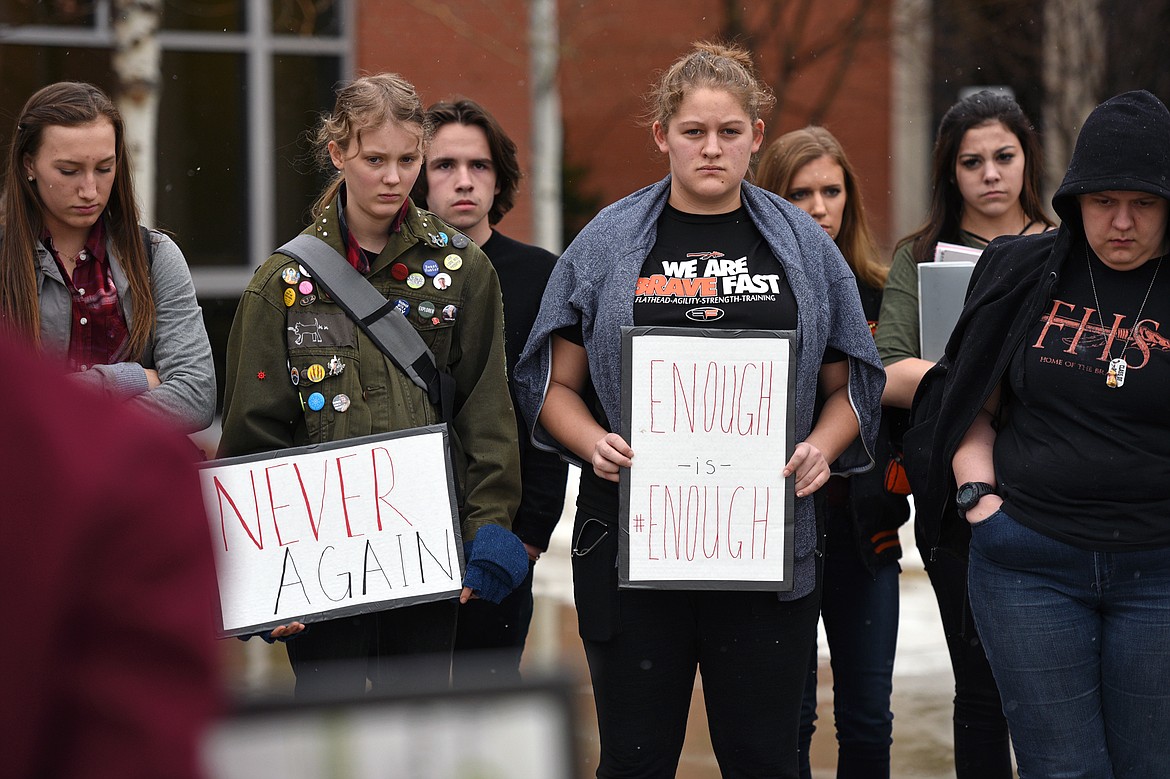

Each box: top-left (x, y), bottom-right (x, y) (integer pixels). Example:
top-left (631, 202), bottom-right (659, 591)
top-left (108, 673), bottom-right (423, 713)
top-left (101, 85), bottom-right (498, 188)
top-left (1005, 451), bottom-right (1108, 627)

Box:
top-left (955, 481), bottom-right (998, 518)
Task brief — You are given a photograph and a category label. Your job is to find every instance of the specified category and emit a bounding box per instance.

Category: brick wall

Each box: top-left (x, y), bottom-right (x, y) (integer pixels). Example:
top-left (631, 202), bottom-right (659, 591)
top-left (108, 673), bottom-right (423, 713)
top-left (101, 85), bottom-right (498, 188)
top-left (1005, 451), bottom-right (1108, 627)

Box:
top-left (358, 0), bottom-right (894, 251)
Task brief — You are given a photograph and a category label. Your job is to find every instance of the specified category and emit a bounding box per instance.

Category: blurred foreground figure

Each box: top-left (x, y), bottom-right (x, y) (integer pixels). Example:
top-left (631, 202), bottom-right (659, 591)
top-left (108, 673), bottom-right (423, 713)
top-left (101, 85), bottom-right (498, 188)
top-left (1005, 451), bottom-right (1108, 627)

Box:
top-left (0, 339), bottom-right (221, 779)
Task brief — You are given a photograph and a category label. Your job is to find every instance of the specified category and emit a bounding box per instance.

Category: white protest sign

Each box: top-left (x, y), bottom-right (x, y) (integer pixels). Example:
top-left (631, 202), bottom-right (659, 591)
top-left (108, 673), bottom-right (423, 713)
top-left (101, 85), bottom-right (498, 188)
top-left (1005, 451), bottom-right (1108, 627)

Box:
top-left (198, 426), bottom-right (462, 637)
top-left (620, 328), bottom-right (795, 590)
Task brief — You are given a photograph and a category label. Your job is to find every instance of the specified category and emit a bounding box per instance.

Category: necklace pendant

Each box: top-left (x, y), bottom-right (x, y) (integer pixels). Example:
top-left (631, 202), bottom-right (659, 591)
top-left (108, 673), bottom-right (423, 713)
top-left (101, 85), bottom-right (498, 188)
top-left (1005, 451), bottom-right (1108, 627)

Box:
top-left (1107, 357), bottom-right (1127, 388)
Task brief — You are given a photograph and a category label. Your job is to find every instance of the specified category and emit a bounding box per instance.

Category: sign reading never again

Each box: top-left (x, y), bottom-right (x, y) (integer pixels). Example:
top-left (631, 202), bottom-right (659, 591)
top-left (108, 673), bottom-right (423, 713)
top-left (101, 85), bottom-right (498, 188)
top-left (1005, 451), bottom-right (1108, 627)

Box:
top-left (621, 328), bottom-right (796, 590)
top-left (198, 426), bottom-right (463, 637)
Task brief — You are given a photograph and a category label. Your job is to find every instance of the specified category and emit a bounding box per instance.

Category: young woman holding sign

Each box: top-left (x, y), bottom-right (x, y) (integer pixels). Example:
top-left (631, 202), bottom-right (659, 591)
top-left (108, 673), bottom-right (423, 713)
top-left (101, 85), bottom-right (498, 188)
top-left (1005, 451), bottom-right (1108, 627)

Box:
top-left (515, 43), bottom-right (884, 778)
top-left (0, 81), bottom-right (214, 433)
top-left (218, 72), bottom-right (525, 697)
top-left (756, 126), bottom-right (909, 779)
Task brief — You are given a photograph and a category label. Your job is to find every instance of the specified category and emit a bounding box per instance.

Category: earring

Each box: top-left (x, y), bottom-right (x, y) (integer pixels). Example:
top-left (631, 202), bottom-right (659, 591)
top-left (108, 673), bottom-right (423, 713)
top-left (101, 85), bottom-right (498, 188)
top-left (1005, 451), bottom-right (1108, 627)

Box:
top-left (27, 175), bottom-right (34, 182)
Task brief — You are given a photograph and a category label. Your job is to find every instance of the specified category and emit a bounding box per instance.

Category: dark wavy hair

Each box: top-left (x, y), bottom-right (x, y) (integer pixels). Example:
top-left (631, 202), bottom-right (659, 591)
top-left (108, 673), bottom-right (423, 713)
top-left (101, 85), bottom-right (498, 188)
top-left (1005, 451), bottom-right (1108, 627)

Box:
top-left (411, 98), bottom-right (521, 226)
top-left (1, 81), bottom-right (154, 355)
top-left (901, 90), bottom-right (1053, 264)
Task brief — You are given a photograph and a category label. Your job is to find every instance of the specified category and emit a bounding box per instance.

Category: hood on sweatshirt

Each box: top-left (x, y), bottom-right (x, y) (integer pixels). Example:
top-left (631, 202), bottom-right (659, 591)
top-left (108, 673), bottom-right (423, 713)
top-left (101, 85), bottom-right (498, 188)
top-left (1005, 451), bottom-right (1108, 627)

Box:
top-left (1052, 90), bottom-right (1170, 233)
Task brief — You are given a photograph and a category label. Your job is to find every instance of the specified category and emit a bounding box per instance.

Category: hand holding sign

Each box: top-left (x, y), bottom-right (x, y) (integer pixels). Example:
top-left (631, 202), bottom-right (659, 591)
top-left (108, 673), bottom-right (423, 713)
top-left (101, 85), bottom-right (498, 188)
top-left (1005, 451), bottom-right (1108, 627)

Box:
top-left (198, 426), bottom-right (463, 638)
top-left (782, 441), bottom-right (830, 498)
top-left (592, 431), bottom-right (634, 483)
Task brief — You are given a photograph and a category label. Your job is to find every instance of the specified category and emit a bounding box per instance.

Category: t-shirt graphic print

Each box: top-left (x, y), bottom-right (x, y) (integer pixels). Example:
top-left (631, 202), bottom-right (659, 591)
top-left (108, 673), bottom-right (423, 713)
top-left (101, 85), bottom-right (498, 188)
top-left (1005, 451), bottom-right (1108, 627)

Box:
top-left (633, 205), bottom-right (797, 331)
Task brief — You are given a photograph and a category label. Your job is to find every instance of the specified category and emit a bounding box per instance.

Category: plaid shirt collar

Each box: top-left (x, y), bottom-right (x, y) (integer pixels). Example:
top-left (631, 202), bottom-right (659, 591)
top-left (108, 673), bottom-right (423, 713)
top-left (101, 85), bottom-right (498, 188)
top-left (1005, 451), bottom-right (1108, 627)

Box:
top-left (42, 220), bottom-right (131, 369)
top-left (336, 183), bottom-right (409, 274)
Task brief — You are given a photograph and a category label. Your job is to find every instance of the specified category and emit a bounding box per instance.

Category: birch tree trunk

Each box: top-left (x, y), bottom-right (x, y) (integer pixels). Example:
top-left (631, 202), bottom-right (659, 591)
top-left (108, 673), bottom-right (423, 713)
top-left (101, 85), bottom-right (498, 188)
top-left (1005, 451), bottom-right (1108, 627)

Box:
top-left (529, 0), bottom-right (563, 253)
top-left (1043, 0), bottom-right (1104, 198)
top-left (112, 0), bottom-right (163, 227)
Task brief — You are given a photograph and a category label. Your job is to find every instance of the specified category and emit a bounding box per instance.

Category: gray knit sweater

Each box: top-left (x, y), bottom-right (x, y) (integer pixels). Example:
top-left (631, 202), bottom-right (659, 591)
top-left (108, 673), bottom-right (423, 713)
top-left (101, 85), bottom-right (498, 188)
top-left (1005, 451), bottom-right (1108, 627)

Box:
top-left (515, 176), bottom-right (885, 598)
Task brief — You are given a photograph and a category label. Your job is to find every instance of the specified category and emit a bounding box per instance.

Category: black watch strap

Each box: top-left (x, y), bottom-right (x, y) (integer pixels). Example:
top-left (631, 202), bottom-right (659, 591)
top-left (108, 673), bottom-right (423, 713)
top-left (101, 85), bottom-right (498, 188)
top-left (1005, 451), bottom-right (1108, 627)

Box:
top-left (956, 481), bottom-right (998, 517)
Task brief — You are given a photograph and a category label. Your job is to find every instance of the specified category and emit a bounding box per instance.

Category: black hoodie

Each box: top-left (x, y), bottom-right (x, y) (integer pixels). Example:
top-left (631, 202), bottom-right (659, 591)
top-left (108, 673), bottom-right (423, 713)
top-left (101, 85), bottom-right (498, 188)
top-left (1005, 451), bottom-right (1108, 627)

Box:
top-left (1053, 89), bottom-right (1170, 230)
top-left (905, 89), bottom-right (1170, 557)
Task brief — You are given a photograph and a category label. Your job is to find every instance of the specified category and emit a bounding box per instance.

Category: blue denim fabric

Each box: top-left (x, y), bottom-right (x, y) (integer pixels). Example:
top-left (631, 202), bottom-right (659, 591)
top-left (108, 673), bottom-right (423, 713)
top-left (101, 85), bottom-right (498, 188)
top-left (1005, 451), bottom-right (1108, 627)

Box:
top-left (969, 509), bottom-right (1170, 779)
top-left (798, 541), bottom-right (899, 778)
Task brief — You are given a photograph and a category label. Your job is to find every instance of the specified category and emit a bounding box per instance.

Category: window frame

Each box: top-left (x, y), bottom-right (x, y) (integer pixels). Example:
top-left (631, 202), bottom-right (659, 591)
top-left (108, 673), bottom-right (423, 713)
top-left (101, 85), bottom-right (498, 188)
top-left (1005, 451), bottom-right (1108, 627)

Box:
top-left (0, 0), bottom-right (355, 296)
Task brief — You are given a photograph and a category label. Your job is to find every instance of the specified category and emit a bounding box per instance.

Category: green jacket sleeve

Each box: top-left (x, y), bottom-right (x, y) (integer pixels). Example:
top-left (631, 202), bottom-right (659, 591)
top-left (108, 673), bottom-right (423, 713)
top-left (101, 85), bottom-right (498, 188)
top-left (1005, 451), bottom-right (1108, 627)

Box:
top-left (448, 248), bottom-right (522, 540)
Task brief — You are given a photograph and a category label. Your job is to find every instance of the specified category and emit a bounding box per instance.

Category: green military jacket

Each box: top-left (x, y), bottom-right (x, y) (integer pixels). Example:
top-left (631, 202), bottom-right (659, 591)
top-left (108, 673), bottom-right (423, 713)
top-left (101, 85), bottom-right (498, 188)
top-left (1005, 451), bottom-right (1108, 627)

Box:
top-left (218, 196), bottom-right (520, 541)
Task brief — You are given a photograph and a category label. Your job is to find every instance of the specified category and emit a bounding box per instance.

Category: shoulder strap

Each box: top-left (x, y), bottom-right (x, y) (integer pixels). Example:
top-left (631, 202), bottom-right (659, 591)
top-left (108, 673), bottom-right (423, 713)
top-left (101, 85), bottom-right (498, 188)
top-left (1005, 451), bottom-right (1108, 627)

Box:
top-left (140, 225), bottom-right (154, 266)
top-left (276, 233), bottom-right (454, 422)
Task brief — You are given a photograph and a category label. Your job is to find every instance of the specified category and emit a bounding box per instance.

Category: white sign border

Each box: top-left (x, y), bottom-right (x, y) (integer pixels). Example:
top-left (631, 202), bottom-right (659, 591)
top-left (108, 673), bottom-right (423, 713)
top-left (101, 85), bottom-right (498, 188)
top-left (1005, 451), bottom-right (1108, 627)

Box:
top-left (619, 327), bottom-right (797, 591)
top-left (197, 425), bottom-right (463, 638)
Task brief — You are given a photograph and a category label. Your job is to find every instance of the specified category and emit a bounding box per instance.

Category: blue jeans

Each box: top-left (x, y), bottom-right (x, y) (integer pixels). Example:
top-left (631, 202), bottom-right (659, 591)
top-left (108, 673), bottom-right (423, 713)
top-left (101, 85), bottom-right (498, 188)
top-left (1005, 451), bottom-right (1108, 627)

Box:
top-left (798, 542), bottom-right (899, 778)
top-left (969, 509), bottom-right (1170, 778)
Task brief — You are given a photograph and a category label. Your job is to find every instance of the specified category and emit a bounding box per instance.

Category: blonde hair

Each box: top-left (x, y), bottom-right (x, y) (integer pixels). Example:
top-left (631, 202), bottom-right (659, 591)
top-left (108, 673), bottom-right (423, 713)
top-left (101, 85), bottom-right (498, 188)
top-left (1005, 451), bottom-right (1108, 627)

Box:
top-left (311, 72), bottom-right (430, 218)
top-left (645, 42), bottom-right (775, 130)
top-left (756, 126), bottom-right (887, 289)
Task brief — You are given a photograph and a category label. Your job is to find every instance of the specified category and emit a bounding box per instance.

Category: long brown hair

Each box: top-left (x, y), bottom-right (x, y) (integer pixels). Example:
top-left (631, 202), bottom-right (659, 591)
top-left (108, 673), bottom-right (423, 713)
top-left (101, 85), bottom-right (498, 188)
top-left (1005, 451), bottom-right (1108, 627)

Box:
top-left (902, 90), bottom-right (1053, 264)
top-left (311, 73), bottom-right (430, 219)
top-left (756, 126), bottom-right (887, 289)
top-left (1, 81), bottom-right (154, 357)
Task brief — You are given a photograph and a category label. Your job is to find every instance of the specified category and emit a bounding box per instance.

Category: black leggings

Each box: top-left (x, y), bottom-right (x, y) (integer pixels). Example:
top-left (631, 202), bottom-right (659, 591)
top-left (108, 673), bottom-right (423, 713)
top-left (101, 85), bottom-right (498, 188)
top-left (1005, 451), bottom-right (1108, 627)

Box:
top-left (922, 547), bottom-right (1013, 778)
top-left (582, 585), bottom-right (821, 778)
top-left (284, 599), bottom-right (458, 700)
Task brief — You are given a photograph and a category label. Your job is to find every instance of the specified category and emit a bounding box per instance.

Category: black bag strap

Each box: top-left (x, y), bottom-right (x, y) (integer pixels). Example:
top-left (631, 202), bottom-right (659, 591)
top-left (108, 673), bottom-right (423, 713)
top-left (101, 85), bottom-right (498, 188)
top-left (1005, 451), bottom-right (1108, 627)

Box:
top-left (276, 233), bottom-right (454, 422)
top-left (140, 225), bottom-right (154, 266)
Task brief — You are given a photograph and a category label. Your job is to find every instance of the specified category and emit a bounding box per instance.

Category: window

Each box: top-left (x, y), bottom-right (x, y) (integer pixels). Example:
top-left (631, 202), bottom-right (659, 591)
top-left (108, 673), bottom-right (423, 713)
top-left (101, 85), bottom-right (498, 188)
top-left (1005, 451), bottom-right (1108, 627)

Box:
top-left (0, 0), bottom-right (353, 294)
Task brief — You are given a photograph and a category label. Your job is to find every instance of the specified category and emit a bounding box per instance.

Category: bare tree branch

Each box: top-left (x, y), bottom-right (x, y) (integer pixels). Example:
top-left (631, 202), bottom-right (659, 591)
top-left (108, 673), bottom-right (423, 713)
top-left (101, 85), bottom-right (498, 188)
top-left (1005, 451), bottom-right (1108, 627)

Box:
top-left (401, 0), bottom-right (525, 68)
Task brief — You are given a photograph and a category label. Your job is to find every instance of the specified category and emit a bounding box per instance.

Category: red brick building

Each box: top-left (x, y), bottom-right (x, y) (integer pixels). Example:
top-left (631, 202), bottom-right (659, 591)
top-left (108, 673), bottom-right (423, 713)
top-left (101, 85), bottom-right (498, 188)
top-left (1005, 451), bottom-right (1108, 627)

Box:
top-left (377, 0), bottom-right (896, 249)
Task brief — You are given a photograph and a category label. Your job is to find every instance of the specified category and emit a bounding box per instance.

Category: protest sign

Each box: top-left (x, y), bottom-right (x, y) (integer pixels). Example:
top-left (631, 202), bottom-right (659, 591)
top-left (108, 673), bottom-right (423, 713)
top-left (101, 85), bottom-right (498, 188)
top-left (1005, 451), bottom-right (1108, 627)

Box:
top-left (620, 328), bottom-right (796, 590)
top-left (198, 426), bottom-right (462, 638)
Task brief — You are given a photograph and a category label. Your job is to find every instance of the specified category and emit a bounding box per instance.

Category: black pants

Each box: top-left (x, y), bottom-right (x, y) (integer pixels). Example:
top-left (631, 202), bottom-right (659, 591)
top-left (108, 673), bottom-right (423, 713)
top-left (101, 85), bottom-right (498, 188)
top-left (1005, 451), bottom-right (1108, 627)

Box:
top-left (583, 585), bottom-right (821, 778)
top-left (921, 546), bottom-right (1013, 778)
top-left (284, 599), bottom-right (458, 700)
top-left (451, 561), bottom-right (536, 687)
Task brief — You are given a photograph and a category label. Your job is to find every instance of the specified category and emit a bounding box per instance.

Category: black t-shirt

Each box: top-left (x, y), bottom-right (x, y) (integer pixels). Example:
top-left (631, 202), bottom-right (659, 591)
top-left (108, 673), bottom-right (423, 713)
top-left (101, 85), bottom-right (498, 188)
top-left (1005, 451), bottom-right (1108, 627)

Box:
top-left (632, 204), bottom-right (798, 329)
top-left (574, 205), bottom-right (841, 518)
top-left (996, 249), bottom-right (1170, 549)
